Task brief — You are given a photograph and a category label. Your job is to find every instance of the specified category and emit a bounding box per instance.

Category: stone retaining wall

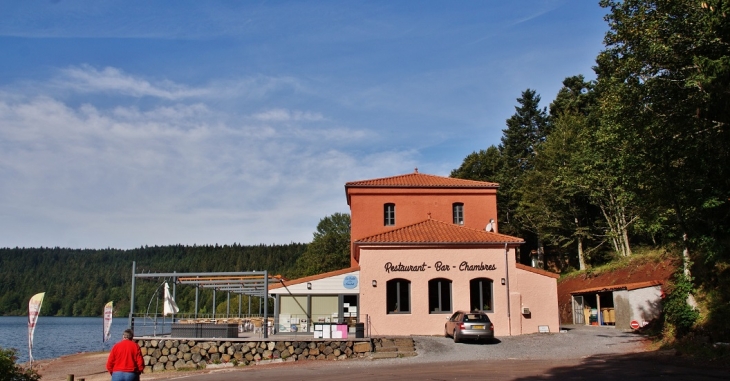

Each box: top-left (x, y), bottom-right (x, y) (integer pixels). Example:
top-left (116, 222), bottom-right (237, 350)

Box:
top-left (136, 339), bottom-right (373, 372)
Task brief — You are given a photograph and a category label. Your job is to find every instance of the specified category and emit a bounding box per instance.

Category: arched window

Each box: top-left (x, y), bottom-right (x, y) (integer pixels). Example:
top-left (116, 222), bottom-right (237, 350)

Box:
top-left (384, 203), bottom-right (396, 226)
top-left (428, 278), bottom-right (452, 314)
top-left (386, 279), bottom-right (410, 314)
top-left (470, 278), bottom-right (494, 312)
top-left (453, 203), bottom-right (464, 225)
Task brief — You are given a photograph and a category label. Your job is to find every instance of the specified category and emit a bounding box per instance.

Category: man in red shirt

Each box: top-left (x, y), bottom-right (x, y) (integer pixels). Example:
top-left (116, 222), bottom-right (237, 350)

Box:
top-left (106, 329), bottom-right (144, 380)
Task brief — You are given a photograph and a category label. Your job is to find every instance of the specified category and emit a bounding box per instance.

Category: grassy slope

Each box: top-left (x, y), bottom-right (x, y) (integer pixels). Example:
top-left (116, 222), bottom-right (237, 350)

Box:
top-left (557, 249), bottom-right (678, 324)
top-left (558, 248), bottom-right (730, 366)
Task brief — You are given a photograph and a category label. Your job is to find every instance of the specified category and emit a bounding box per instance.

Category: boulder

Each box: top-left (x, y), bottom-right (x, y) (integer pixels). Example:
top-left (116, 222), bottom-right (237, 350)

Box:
top-left (353, 342), bottom-right (372, 353)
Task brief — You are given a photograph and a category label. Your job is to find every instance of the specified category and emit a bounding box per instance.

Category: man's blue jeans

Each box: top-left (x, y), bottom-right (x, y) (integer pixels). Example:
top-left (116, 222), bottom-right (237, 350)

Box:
top-left (111, 372), bottom-right (140, 381)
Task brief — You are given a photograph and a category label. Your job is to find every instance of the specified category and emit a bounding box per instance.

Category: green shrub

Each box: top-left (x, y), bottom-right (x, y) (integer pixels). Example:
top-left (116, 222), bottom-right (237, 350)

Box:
top-left (0, 347), bottom-right (41, 381)
top-left (664, 272), bottom-right (700, 337)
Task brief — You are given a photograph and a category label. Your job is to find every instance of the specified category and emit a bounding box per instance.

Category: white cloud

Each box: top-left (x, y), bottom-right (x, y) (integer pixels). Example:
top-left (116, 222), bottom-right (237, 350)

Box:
top-left (43, 65), bottom-right (305, 103)
top-left (252, 108), bottom-right (324, 122)
top-left (220, 76), bottom-right (307, 100)
top-left (0, 92), bottom-right (413, 249)
top-left (56, 65), bottom-right (209, 99)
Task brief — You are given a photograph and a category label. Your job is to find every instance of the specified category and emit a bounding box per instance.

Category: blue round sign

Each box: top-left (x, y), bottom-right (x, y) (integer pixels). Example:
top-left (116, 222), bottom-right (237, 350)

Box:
top-left (343, 275), bottom-right (358, 289)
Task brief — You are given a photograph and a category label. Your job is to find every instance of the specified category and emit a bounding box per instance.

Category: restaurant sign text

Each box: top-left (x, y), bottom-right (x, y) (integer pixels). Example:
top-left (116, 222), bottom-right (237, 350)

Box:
top-left (384, 261), bottom-right (497, 273)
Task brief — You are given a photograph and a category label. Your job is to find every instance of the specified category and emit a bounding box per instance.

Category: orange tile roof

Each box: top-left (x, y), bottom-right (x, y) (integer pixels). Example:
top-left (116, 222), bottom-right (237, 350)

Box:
top-left (345, 169), bottom-right (499, 188)
top-left (570, 280), bottom-right (663, 294)
top-left (355, 218), bottom-right (523, 245)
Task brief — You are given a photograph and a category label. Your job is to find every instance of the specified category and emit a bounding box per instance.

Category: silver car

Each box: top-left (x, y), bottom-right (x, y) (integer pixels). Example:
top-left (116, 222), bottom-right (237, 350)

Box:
top-left (444, 311), bottom-right (495, 343)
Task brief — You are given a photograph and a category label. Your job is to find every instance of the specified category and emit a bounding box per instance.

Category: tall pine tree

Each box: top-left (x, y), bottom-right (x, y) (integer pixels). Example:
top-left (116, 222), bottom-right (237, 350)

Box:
top-left (498, 89), bottom-right (550, 264)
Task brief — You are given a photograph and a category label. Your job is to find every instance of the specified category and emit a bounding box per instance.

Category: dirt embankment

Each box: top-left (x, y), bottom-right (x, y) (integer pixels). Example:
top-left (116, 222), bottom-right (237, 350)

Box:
top-left (557, 257), bottom-right (678, 323)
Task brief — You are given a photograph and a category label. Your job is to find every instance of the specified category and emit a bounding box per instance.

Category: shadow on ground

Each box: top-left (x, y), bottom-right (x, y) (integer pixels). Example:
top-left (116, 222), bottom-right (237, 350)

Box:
top-left (513, 351), bottom-right (728, 381)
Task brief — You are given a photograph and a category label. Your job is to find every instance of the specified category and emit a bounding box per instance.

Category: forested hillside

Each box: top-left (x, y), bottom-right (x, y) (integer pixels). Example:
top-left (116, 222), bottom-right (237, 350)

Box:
top-left (0, 244), bottom-right (306, 317)
top-left (451, 0), bottom-right (730, 344)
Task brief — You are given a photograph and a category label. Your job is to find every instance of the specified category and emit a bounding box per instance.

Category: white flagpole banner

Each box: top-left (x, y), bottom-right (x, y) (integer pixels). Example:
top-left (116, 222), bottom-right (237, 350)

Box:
top-left (103, 301), bottom-right (113, 343)
top-left (28, 292), bottom-right (45, 364)
top-left (163, 282), bottom-right (179, 316)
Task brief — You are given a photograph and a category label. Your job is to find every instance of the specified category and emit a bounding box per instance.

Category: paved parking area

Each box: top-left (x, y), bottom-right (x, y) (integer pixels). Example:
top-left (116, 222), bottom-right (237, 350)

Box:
top-left (403, 324), bottom-right (648, 364)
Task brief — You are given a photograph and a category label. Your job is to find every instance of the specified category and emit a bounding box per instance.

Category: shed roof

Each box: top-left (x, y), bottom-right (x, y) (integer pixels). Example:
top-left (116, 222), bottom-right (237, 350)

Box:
top-left (570, 280), bottom-right (663, 295)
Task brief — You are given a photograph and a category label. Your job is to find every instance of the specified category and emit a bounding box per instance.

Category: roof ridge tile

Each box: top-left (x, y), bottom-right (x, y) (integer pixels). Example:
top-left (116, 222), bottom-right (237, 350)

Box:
top-left (345, 172), bottom-right (499, 188)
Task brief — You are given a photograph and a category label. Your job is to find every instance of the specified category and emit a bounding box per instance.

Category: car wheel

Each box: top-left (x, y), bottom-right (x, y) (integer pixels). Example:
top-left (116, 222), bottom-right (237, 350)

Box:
top-left (453, 330), bottom-right (460, 343)
top-left (444, 326), bottom-right (450, 338)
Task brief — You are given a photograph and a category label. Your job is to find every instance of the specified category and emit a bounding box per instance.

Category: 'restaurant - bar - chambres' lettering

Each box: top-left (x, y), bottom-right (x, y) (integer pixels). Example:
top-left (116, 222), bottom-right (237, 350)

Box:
top-left (384, 261), bottom-right (496, 273)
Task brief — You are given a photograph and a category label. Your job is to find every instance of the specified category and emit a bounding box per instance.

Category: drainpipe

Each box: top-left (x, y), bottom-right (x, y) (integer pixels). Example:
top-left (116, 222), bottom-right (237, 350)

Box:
top-left (128, 261), bottom-right (136, 330)
top-left (264, 270), bottom-right (269, 339)
top-left (504, 243), bottom-right (512, 336)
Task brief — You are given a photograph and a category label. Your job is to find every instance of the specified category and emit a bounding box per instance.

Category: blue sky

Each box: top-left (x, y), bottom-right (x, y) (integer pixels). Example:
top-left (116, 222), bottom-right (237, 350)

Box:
top-left (0, 1), bottom-right (608, 249)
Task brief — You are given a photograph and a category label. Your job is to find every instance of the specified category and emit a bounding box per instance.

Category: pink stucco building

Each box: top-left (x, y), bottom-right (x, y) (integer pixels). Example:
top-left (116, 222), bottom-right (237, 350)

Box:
top-left (270, 170), bottom-right (559, 337)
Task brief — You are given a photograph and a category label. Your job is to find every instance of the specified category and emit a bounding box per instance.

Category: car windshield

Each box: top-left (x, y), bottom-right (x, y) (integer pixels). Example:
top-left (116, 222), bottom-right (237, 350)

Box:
top-left (463, 314), bottom-right (490, 322)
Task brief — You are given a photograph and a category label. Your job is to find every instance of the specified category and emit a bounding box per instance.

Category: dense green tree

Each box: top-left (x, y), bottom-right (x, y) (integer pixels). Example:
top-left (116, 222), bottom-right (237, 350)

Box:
top-left (293, 213), bottom-right (352, 277)
top-left (539, 76), bottom-right (605, 269)
top-left (519, 111), bottom-right (600, 270)
top-left (499, 89), bottom-right (551, 262)
top-left (449, 146), bottom-right (502, 182)
top-left (597, 0), bottom-right (730, 273)
top-left (0, 243), bottom-right (307, 316)
top-left (550, 74), bottom-right (638, 259)
top-left (500, 89), bottom-right (550, 175)
top-left (549, 75), bottom-right (596, 118)
top-left (448, 0), bottom-right (730, 341)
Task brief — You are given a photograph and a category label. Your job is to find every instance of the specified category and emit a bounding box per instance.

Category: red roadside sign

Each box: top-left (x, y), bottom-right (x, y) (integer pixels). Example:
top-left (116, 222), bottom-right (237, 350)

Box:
top-left (630, 320), bottom-right (640, 329)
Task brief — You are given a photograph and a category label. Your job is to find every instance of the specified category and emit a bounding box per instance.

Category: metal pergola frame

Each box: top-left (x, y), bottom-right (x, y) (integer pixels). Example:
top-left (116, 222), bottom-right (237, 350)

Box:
top-left (128, 261), bottom-right (283, 338)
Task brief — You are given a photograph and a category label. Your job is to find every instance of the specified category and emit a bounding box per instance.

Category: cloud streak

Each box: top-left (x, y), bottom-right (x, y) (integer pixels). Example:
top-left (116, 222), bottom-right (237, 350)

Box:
top-left (0, 75), bottom-right (412, 248)
top-left (253, 108), bottom-right (324, 122)
top-left (57, 65), bottom-right (210, 99)
top-left (48, 65), bottom-right (304, 103)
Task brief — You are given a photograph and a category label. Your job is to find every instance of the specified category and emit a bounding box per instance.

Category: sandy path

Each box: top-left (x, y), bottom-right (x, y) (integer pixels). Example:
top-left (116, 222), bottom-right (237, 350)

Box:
top-left (33, 352), bottom-right (110, 381)
top-left (33, 351), bottom-right (201, 381)
top-left (33, 351), bottom-right (268, 381)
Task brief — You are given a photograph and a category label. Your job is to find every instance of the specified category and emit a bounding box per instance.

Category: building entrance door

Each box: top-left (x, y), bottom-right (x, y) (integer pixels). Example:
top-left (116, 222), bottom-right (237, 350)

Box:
top-left (572, 295), bottom-right (585, 325)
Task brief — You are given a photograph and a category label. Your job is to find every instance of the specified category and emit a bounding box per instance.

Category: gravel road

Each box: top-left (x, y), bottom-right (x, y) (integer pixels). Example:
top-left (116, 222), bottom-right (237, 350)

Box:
top-left (37, 325), bottom-right (649, 380)
top-left (359, 324), bottom-right (647, 367)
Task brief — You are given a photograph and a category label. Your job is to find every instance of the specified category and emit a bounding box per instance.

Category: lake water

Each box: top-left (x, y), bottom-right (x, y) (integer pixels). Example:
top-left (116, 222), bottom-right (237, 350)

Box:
top-left (0, 316), bottom-right (129, 364)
